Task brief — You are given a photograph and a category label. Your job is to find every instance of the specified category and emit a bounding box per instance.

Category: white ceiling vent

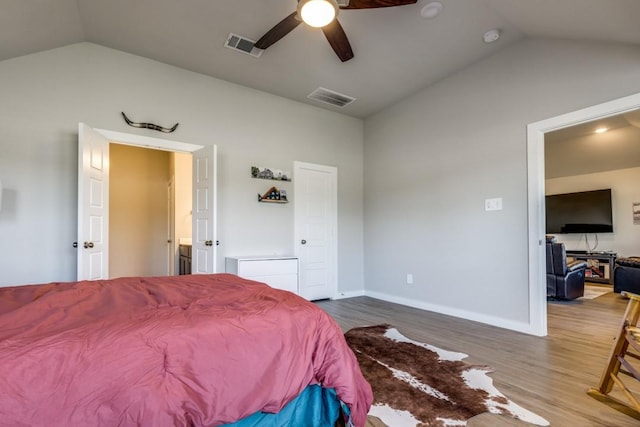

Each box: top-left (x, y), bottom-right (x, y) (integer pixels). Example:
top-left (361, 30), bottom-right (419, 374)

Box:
top-left (224, 33), bottom-right (263, 58)
top-left (307, 87), bottom-right (356, 108)
top-left (337, 0), bottom-right (350, 6)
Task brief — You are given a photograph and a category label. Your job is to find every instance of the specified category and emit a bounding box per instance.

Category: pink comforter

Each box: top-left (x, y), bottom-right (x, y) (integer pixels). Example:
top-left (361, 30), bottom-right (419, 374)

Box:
top-left (0, 274), bottom-right (372, 426)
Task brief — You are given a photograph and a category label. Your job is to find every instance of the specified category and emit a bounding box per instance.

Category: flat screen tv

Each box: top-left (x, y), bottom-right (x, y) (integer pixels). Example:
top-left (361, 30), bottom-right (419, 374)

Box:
top-left (545, 189), bottom-right (613, 234)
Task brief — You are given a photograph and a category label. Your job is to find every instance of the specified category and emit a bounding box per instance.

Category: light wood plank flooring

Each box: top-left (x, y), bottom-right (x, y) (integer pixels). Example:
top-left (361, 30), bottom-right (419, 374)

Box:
top-left (315, 289), bottom-right (637, 426)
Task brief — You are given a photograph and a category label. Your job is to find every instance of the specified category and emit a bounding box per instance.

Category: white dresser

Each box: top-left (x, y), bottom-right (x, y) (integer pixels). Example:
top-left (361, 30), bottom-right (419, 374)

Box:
top-left (225, 256), bottom-right (299, 294)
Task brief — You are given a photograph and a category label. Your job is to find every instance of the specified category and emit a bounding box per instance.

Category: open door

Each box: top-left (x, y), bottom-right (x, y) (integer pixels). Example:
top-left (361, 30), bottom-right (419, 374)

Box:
top-left (77, 123), bottom-right (110, 280)
top-left (192, 145), bottom-right (218, 274)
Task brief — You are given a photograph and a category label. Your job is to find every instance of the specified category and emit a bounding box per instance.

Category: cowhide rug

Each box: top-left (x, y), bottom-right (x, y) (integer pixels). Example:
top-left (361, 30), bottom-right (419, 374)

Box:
top-left (345, 325), bottom-right (549, 427)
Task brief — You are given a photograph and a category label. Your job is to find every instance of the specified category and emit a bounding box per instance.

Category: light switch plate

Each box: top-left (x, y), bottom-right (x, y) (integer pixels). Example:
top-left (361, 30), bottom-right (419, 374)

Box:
top-left (485, 197), bottom-right (503, 211)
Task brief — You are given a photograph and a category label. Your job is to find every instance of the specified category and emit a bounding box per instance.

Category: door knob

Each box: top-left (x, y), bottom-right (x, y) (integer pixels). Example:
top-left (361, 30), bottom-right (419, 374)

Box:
top-left (205, 240), bottom-right (213, 246)
top-left (83, 241), bottom-right (94, 249)
top-left (301, 239), bottom-right (307, 245)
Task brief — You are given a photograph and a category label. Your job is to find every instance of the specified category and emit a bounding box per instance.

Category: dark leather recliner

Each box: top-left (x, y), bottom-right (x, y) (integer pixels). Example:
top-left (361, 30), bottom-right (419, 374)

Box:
top-left (546, 236), bottom-right (588, 300)
top-left (614, 257), bottom-right (640, 294)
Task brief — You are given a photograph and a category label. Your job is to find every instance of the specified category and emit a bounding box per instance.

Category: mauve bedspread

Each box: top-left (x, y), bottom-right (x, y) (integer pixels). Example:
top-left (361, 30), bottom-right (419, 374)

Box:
top-left (0, 274), bottom-right (372, 427)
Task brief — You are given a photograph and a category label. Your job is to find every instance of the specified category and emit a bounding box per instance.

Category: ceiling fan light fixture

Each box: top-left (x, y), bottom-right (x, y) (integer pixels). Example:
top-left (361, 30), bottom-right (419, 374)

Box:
top-left (298, 0), bottom-right (339, 28)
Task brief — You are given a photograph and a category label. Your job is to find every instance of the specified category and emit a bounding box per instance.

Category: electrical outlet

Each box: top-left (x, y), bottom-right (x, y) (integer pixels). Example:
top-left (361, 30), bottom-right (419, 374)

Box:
top-left (406, 273), bottom-right (413, 285)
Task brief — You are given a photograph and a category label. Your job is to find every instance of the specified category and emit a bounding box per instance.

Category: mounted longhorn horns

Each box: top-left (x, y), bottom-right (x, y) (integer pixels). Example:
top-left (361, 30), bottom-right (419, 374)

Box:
top-left (121, 112), bottom-right (179, 133)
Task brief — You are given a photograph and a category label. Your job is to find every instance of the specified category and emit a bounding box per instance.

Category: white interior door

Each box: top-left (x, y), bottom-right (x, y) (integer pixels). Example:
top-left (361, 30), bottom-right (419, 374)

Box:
top-left (77, 123), bottom-right (109, 280)
top-left (192, 145), bottom-right (218, 274)
top-left (294, 161), bottom-right (337, 300)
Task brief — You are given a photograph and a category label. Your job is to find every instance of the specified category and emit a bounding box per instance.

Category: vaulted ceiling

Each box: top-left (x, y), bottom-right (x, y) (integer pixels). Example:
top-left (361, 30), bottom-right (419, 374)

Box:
top-left (546, 110), bottom-right (640, 179)
top-left (2, 0), bottom-right (640, 118)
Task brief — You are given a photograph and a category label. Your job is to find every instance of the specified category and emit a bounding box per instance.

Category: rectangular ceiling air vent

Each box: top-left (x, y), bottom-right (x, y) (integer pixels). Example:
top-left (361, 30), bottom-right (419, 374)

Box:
top-left (224, 33), bottom-right (263, 58)
top-left (307, 87), bottom-right (356, 108)
top-left (337, 0), bottom-right (350, 6)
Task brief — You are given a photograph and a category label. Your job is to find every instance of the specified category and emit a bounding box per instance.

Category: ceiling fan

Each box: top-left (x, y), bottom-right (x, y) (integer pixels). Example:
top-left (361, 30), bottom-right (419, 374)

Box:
top-left (254, 0), bottom-right (418, 62)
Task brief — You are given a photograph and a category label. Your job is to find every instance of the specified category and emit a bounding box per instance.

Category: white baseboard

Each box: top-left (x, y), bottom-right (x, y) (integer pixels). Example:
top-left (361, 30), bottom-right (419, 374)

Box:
top-left (364, 290), bottom-right (536, 335)
top-left (333, 289), bottom-right (366, 300)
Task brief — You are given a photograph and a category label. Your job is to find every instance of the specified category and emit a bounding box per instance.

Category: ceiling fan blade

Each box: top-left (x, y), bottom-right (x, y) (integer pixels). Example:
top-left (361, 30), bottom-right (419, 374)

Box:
top-left (254, 12), bottom-right (302, 49)
top-left (341, 0), bottom-right (417, 9)
top-left (321, 19), bottom-right (354, 62)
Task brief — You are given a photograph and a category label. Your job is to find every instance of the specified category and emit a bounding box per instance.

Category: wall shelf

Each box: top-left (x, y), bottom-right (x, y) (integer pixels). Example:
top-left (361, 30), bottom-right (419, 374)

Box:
top-left (259, 199), bottom-right (288, 204)
top-left (251, 166), bottom-right (291, 182)
top-left (258, 186), bottom-right (288, 203)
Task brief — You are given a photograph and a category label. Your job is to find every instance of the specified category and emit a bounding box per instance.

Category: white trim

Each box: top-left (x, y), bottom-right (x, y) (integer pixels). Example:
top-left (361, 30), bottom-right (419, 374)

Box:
top-left (526, 124), bottom-right (547, 337)
top-left (333, 289), bottom-right (366, 300)
top-left (95, 129), bottom-right (203, 153)
top-left (365, 291), bottom-right (533, 335)
top-left (527, 92), bottom-right (640, 336)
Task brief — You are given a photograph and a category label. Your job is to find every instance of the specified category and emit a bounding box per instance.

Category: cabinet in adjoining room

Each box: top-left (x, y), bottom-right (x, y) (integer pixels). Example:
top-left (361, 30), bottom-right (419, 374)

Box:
top-left (566, 251), bottom-right (616, 285)
top-left (179, 245), bottom-right (192, 275)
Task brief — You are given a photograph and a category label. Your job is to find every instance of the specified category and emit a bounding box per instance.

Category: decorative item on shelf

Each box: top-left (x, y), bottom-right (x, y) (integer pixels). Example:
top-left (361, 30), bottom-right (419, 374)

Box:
top-left (121, 112), bottom-right (179, 133)
top-left (251, 166), bottom-right (291, 182)
top-left (258, 186), bottom-right (289, 203)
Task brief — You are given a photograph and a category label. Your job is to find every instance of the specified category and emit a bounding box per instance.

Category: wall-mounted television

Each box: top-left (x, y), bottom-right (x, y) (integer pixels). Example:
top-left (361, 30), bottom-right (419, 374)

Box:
top-left (545, 189), bottom-right (613, 234)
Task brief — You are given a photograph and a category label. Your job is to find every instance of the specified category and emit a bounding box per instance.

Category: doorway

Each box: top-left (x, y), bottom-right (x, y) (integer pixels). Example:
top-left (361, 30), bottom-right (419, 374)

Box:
top-left (77, 124), bottom-right (216, 280)
top-left (526, 92), bottom-right (640, 336)
top-left (109, 143), bottom-right (192, 278)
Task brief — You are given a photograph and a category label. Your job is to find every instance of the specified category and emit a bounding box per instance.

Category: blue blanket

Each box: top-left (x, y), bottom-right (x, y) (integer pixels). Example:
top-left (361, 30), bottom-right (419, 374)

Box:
top-left (224, 385), bottom-right (343, 427)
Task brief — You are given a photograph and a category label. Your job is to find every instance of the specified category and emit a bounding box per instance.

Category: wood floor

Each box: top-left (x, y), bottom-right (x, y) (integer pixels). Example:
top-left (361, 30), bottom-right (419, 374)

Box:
top-left (315, 288), bottom-right (638, 427)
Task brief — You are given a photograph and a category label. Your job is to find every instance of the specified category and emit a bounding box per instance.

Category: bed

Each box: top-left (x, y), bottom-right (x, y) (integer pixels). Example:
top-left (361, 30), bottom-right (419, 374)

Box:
top-left (0, 273), bottom-right (372, 426)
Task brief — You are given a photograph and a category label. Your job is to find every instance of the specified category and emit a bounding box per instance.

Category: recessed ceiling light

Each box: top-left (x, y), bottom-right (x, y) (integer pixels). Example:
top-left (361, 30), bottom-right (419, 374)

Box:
top-left (595, 127), bottom-right (608, 134)
top-left (483, 29), bottom-right (502, 43)
top-left (420, 1), bottom-right (443, 19)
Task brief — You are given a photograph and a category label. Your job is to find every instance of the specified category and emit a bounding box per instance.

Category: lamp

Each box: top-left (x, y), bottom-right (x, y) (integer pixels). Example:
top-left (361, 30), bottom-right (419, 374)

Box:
top-left (297, 0), bottom-right (339, 28)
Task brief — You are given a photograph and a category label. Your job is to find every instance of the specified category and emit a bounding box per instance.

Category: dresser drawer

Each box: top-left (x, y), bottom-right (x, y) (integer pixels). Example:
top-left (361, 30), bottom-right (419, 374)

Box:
top-left (225, 256), bottom-right (299, 294)
top-left (238, 259), bottom-right (297, 277)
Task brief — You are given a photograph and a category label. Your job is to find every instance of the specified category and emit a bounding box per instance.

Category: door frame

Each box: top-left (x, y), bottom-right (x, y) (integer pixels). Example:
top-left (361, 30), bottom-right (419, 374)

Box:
top-left (167, 177), bottom-right (175, 276)
top-left (293, 161), bottom-right (338, 300)
top-left (526, 92), bottom-right (640, 336)
top-left (85, 127), bottom-right (206, 277)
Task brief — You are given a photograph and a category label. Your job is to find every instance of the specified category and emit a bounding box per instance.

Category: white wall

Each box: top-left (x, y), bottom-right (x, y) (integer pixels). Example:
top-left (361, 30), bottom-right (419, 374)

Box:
top-left (363, 38), bottom-right (640, 331)
top-left (0, 43), bottom-right (364, 293)
top-left (546, 167), bottom-right (640, 257)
